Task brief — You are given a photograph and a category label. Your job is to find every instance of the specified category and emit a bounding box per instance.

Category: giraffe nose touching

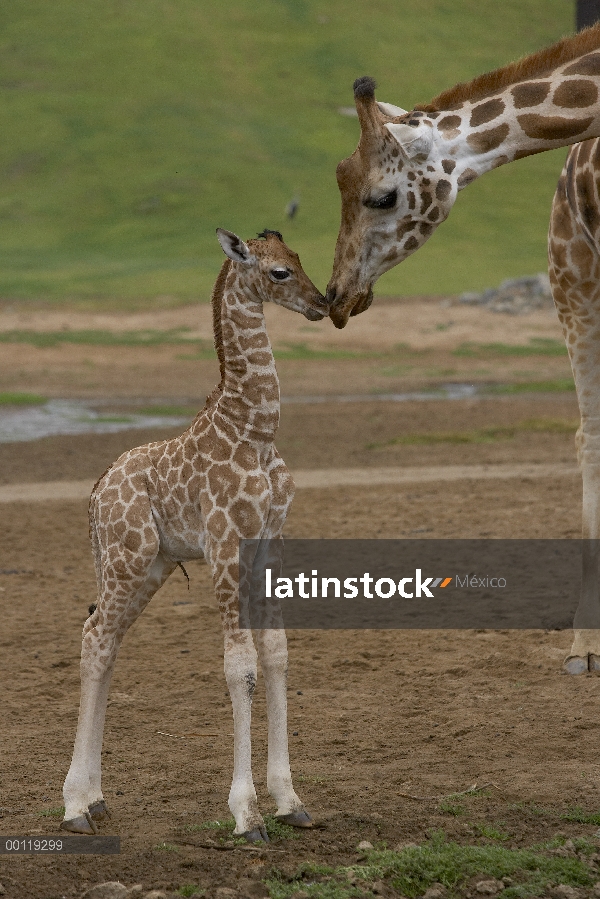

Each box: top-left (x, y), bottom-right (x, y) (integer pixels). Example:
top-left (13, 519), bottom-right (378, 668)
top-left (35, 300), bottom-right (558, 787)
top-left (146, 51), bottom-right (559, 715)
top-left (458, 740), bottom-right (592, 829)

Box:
top-left (303, 290), bottom-right (330, 321)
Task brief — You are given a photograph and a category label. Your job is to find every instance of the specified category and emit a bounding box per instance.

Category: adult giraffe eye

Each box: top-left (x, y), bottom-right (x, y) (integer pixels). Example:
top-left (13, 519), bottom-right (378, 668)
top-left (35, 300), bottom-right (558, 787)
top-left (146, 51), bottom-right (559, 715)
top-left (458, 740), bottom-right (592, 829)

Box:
top-left (365, 189), bottom-right (397, 210)
top-left (270, 268), bottom-right (290, 281)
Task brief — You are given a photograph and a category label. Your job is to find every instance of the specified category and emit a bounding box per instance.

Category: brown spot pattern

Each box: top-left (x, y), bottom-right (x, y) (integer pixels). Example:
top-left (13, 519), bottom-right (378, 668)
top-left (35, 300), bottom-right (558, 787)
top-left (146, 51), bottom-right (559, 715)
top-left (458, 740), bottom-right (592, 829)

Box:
top-left (511, 82), bottom-right (551, 108)
top-left (435, 179), bottom-right (452, 201)
top-left (563, 53), bottom-right (600, 76)
top-left (469, 98), bottom-right (505, 127)
top-left (466, 123), bottom-right (510, 154)
top-left (553, 79), bottom-right (598, 108)
top-left (517, 113), bottom-right (594, 140)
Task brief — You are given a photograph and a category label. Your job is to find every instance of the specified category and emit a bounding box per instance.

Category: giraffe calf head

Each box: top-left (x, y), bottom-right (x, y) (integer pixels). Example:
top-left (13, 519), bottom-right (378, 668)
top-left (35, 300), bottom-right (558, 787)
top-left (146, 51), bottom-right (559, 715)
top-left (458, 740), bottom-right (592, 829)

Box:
top-left (216, 228), bottom-right (328, 320)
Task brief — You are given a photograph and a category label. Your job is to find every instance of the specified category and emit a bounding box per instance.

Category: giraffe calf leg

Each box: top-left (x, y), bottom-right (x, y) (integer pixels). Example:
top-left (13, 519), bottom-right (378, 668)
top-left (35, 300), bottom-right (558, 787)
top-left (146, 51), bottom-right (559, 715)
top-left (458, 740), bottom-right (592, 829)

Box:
top-left (223, 636), bottom-right (268, 840)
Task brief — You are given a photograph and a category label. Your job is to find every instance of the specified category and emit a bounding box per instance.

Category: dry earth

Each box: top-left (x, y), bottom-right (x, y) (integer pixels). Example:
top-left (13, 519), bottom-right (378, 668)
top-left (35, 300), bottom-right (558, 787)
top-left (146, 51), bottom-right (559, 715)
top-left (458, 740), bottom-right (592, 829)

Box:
top-left (2, 298), bottom-right (600, 899)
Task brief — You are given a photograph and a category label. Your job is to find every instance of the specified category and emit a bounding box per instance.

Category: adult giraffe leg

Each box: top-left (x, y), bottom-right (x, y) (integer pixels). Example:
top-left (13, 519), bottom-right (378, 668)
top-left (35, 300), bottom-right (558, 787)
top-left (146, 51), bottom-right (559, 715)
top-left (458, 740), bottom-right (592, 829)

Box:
top-left (62, 505), bottom-right (175, 833)
top-left (549, 142), bottom-right (600, 674)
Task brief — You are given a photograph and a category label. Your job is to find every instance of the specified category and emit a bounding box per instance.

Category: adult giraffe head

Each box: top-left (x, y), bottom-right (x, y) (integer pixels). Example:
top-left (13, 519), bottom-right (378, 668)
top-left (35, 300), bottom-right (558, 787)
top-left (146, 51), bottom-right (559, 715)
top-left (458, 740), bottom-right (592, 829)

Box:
top-left (328, 24), bottom-right (600, 328)
top-left (327, 76), bottom-right (459, 328)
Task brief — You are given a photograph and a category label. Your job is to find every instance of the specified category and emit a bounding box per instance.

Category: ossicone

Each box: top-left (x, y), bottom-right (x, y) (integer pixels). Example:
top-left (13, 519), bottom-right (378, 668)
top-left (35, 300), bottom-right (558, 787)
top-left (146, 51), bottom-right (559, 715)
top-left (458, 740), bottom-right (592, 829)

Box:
top-left (257, 229), bottom-right (284, 241)
top-left (353, 76), bottom-right (377, 100)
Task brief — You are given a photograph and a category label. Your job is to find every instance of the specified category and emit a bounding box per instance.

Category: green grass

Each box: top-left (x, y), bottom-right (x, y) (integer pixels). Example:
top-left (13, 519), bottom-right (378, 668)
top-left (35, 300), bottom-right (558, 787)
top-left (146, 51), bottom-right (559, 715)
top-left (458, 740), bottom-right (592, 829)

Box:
top-left (0, 391), bottom-right (46, 405)
top-left (561, 807), bottom-right (600, 826)
top-left (454, 339), bottom-right (568, 358)
top-left (136, 404), bottom-right (198, 417)
top-left (486, 378), bottom-right (575, 394)
top-left (0, 1), bottom-right (573, 305)
top-left (38, 806), bottom-right (65, 818)
top-left (177, 887), bottom-right (205, 898)
top-left (265, 833), bottom-right (595, 899)
top-left (184, 815), bottom-right (300, 843)
top-left (369, 417), bottom-right (578, 449)
top-left (0, 328), bottom-right (210, 349)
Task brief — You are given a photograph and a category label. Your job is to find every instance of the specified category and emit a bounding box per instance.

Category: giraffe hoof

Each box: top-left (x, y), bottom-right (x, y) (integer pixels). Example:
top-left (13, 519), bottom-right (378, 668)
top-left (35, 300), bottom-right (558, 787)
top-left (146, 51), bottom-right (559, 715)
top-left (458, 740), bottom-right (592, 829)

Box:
top-left (275, 810), bottom-right (313, 828)
top-left (589, 654), bottom-right (600, 672)
top-left (60, 811), bottom-right (97, 835)
top-left (243, 825), bottom-right (269, 844)
top-left (564, 655), bottom-right (589, 675)
top-left (88, 800), bottom-right (111, 821)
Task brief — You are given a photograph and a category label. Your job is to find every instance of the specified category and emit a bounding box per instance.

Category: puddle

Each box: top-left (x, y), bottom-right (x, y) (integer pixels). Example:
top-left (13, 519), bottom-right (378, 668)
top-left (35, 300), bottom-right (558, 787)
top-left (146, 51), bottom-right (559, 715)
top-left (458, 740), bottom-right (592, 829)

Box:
top-left (0, 384), bottom-right (480, 442)
top-left (0, 399), bottom-right (190, 443)
top-left (282, 383), bottom-right (478, 404)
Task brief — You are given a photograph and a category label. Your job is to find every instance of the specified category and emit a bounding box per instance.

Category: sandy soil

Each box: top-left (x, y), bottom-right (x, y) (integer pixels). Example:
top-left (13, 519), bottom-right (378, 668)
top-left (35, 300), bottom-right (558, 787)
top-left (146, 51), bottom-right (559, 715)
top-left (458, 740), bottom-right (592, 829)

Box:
top-left (2, 300), bottom-right (599, 899)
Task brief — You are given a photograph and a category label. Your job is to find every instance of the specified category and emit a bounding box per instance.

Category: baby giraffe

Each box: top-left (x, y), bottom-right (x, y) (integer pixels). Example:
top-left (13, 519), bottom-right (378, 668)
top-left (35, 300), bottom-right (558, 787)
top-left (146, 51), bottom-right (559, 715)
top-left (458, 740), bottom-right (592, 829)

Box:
top-left (61, 228), bottom-right (327, 842)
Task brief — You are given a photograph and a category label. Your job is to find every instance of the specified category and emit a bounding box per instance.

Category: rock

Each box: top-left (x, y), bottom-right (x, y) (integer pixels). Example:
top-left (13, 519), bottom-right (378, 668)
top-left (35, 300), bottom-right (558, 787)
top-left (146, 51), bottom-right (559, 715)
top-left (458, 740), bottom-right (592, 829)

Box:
top-left (215, 890), bottom-right (238, 899)
top-left (458, 273), bottom-right (554, 315)
top-left (423, 884), bottom-right (446, 899)
top-left (395, 841), bottom-right (418, 852)
top-left (369, 882), bottom-right (385, 895)
top-left (357, 839), bottom-right (374, 851)
top-left (592, 882), bottom-right (600, 898)
top-left (143, 892), bottom-right (167, 899)
top-left (552, 886), bottom-right (580, 899)
top-left (0, 885), bottom-right (5, 896)
top-left (128, 889), bottom-right (143, 897)
top-left (82, 885), bottom-right (129, 899)
top-left (475, 880), bottom-right (503, 894)
top-left (564, 839), bottom-right (576, 852)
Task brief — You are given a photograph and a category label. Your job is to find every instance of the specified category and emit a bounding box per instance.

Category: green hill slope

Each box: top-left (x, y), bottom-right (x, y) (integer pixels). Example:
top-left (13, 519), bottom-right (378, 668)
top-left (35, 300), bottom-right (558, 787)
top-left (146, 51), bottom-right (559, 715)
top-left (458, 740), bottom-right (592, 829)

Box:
top-left (0, 0), bottom-right (574, 304)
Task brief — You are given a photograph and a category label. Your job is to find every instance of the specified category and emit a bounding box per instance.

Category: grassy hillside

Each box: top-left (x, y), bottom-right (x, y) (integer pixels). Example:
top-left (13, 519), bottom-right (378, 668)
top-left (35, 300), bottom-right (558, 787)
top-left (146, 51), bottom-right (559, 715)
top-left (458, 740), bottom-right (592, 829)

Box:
top-left (0, 0), bottom-right (574, 305)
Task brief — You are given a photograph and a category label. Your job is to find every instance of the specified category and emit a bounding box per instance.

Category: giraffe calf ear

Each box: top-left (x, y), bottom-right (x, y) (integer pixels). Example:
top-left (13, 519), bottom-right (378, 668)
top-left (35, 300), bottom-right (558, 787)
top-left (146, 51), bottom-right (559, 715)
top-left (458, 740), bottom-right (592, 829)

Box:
top-left (385, 121), bottom-right (433, 161)
top-left (216, 228), bottom-right (252, 264)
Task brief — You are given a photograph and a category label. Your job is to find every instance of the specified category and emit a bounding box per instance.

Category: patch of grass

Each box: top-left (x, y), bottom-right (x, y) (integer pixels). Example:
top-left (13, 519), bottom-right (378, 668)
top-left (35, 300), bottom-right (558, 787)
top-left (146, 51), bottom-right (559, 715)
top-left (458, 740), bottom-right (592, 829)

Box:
top-left (177, 886), bottom-right (205, 898)
top-left (39, 806), bottom-right (65, 818)
top-left (273, 343), bottom-right (362, 361)
top-left (472, 823), bottom-right (510, 842)
top-left (154, 841), bottom-right (179, 852)
top-left (561, 807), bottom-right (600, 826)
top-left (438, 799), bottom-right (465, 816)
top-left (369, 417), bottom-right (578, 449)
top-left (0, 392), bottom-right (46, 406)
top-left (184, 815), bottom-right (299, 843)
top-left (486, 378), bottom-right (575, 394)
top-left (265, 832), bottom-right (595, 899)
top-left (0, 328), bottom-right (213, 350)
top-left (453, 339), bottom-right (567, 358)
top-left (136, 404), bottom-right (198, 418)
top-left (91, 415), bottom-right (136, 424)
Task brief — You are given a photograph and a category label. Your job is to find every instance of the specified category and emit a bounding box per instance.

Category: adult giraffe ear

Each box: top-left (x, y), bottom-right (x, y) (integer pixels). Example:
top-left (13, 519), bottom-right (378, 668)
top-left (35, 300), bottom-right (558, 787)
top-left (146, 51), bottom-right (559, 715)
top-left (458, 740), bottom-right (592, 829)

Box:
top-left (385, 121), bottom-right (434, 161)
top-left (216, 228), bottom-right (252, 264)
top-left (377, 100), bottom-right (408, 118)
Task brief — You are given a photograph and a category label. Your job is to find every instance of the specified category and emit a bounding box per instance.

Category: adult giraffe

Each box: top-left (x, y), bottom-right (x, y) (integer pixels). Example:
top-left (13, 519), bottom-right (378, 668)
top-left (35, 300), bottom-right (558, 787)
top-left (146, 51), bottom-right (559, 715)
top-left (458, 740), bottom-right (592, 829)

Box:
top-left (327, 24), bottom-right (600, 673)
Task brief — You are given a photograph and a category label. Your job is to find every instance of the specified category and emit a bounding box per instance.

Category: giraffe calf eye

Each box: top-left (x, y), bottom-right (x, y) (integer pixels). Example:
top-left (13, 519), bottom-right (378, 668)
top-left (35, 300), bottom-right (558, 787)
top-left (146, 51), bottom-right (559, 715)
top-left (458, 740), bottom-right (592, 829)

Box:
top-left (270, 268), bottom-right (290, 281)
top-left (365, 189), bottom-right (397, 210)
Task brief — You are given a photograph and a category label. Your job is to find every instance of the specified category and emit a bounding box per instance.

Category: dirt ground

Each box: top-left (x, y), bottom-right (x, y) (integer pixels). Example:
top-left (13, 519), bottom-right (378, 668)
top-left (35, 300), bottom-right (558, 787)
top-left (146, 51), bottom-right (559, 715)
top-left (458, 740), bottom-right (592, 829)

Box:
top-left (2, 298), bottom-right (600, 899)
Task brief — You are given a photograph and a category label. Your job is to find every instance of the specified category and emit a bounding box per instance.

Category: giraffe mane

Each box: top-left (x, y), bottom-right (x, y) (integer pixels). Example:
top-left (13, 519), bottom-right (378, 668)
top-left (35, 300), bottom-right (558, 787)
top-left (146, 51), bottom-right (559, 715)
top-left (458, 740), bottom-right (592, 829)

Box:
top-left (211, 258), bottom-right (230, 387)
top-left (416, 23), bottom-right (600, 112)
